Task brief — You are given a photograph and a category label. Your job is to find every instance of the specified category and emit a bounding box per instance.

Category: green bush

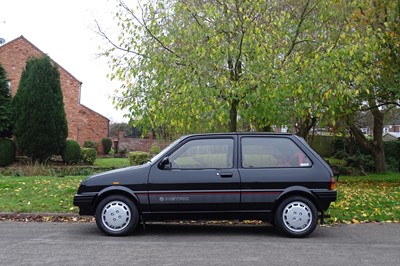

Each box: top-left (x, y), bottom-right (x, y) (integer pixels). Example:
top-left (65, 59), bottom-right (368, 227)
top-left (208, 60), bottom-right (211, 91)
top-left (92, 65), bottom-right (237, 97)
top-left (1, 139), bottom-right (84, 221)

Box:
top-left (331, 137), bottom-right (349, 159)
top-left (102, 138), bottom-right (112, 154)
top-left (120, 148), bottom-right (127, 156)
top-left (345, 152), bottom-right (375, 173)
top-left (129, 151), bottom-right (150, 165)
top-left (61, 140), bottom-right (81, 165)
top-left (0, 138), bottom-right (16, 166)
top-left (83, 140), bottom-right (98, 149)
top-left (149, 144), bottom-right (161, 155)
top-left (384, 140), bottom-right (400, 172)
top-left (81, 148), bottom-right (97, 165)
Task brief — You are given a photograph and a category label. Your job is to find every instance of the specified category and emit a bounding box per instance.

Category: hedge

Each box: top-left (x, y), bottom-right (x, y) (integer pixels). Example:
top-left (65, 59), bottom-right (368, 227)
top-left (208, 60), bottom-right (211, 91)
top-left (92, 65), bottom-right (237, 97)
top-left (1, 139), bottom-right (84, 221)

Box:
top-left (0, 138), bottom-right (16, 166)
top-left (81, 147), bottom-right (97, 165)
top-left (129, 151), bottom-right (150, 166)
top-left (61, 140), bottom-right (81, 165)
top-left (384, 140), bottom-right (400, 172)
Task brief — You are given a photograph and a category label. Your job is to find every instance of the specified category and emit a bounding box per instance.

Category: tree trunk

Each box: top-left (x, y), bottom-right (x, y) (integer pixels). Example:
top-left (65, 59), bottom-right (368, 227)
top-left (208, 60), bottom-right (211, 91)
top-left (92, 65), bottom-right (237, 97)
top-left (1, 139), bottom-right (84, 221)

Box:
top-left (229, 99), bottom-right (238, 132)
top-left (296, 116), bottom-right (317, 140)
top-left (369, 99), bottom-right (386, 173)
top-left (349, 100), bottom-right (386, 173)
top-left (373, 146), bottom-right (386, 173)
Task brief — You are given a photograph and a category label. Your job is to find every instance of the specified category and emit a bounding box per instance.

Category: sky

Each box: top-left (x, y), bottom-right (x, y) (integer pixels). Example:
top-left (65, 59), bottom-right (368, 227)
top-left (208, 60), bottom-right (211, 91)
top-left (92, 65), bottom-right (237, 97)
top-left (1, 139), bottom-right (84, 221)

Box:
top-left (0, 0), bottom-right (128, 122)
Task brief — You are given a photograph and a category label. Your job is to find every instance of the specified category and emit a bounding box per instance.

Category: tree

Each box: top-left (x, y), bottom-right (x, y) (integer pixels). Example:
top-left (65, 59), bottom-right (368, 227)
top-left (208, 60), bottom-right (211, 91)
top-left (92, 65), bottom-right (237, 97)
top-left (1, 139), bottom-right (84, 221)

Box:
top-left (109, 122), bottom-right (130, 138)
top-left (0, 63), bottom-right (13, 138)
top-left (344, 0), bottom-right (400, 172)
top-left (13, 56), bottom-right (68, 162)
top-left (100, 0), bottom-right (359, 136)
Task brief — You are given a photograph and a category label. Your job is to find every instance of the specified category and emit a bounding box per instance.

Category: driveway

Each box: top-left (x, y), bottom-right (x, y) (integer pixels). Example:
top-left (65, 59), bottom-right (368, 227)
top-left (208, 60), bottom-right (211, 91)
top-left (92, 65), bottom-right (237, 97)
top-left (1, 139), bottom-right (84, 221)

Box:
top-left (0, 222), bottom-right (399, 265)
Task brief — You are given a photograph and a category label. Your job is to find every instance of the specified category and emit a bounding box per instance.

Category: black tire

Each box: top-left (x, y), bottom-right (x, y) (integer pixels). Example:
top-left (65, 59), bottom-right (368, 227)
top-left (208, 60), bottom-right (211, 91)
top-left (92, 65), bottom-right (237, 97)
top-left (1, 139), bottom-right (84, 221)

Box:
top-left (95, 195), bottom-right (139, 236)
top-left (274, 196), bottom-right (318, 238)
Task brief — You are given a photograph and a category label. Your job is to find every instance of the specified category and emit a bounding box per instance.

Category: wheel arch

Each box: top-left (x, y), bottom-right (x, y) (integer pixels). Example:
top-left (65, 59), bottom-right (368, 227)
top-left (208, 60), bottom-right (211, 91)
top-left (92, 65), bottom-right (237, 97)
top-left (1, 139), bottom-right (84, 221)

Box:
top-left (94, 186), bottom-right (141, 212)
top-left (273, 186), bottom-right (321, 214)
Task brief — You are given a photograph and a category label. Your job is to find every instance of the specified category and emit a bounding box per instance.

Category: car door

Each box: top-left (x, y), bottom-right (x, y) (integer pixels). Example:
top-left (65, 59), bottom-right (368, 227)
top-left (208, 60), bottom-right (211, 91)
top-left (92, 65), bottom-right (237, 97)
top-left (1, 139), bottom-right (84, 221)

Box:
top-left (148, 136), bottom-right (240, 212)
top-left (239, 135), bottom-right (314, 211)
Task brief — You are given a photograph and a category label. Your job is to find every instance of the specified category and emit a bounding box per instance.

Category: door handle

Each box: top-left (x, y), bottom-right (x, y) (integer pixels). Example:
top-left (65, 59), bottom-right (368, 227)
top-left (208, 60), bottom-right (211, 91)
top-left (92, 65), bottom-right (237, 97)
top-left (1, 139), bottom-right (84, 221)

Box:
top-left (217, 172), bottom-right (233, 178)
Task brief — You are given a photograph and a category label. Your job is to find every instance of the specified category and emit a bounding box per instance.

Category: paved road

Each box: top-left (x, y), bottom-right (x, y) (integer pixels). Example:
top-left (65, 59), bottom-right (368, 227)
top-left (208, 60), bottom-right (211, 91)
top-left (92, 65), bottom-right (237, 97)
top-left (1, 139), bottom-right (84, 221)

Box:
top-left (0, 221), bottom-right (399, 266)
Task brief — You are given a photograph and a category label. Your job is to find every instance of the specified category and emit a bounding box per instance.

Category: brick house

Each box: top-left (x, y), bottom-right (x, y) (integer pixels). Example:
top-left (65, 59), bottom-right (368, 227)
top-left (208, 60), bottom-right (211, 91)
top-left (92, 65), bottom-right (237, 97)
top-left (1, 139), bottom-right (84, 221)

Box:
top-left (0, 36), bottom-right (109, 153)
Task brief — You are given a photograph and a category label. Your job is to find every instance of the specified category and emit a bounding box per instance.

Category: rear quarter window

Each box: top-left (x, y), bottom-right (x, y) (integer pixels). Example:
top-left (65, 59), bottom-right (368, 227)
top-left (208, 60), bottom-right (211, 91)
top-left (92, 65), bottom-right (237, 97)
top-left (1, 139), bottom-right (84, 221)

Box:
top-left (241, 137), bottom-right (312, 168)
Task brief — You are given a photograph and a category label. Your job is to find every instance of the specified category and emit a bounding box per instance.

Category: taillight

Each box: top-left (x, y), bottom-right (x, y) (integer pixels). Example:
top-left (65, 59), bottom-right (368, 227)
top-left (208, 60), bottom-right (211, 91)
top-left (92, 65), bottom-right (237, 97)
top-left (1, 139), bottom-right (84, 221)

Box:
top-left (330, 177), bottom-right (335, 190)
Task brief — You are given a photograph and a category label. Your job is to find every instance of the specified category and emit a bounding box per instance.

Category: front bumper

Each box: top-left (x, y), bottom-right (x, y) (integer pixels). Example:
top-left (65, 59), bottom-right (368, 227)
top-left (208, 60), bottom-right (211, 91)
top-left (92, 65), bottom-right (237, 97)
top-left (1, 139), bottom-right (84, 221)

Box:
top-left (73, 193), bottom-right (98, 215)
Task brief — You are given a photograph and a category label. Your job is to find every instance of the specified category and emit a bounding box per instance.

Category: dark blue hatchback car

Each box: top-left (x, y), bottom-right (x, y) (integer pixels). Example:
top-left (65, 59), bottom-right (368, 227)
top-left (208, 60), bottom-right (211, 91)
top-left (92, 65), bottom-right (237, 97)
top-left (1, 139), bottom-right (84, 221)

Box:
top-left (74, 133), bottom-right (337, 238)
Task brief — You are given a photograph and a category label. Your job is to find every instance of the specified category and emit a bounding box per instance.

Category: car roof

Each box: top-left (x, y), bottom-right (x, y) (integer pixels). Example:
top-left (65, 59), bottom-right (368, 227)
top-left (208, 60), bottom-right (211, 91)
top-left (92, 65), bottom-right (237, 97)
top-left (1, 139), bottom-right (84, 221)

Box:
top-left (183, 132), bottom-right (293, 138)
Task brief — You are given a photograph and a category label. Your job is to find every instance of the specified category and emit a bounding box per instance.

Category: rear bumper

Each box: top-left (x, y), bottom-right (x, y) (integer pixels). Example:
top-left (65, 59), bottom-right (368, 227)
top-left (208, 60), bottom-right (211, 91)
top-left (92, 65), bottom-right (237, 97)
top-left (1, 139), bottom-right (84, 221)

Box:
top-left (313, 190), bottom-right (337, 211)
top-left (73, 193), bottom-right (98, 215)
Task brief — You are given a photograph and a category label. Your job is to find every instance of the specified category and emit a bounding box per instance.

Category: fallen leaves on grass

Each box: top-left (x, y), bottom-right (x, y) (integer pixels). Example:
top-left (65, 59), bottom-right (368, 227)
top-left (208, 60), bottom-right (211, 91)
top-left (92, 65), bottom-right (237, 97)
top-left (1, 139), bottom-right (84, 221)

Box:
top-left (328, 178), bottom-right (400, 224)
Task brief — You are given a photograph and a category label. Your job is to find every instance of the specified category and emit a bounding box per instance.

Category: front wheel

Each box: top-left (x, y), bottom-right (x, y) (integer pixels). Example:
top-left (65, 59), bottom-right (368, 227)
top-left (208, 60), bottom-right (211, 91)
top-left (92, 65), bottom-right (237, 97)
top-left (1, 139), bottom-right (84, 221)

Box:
top-left (274, 196), bottom-right (318, 238)
top-left (95, 195), bottom-right (139, 236)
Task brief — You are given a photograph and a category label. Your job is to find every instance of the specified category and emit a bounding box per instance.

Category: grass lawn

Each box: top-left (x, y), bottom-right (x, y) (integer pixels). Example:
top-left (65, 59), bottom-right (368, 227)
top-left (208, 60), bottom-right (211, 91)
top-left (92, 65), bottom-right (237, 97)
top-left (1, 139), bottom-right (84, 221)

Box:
top-left (94, 158), bottom-right (130, 168)
top-left (0, 176), bottom-right (83, 213)
top-left (0, 172), bottom-right (399, 224)
top-left (327, 173), bottom-right (400, 224)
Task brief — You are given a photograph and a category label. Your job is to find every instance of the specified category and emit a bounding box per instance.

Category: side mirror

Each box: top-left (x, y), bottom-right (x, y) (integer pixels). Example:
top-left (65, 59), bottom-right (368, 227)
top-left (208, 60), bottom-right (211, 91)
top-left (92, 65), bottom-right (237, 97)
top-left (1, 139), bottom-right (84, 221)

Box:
top-left (159, 157), bottom-right (171, 169)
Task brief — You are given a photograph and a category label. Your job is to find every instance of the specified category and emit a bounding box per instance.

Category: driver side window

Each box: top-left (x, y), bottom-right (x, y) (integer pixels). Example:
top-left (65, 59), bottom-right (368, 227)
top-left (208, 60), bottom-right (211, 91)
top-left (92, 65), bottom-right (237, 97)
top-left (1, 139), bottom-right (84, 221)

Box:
top-left (169, 138), bottom-right (234, 169)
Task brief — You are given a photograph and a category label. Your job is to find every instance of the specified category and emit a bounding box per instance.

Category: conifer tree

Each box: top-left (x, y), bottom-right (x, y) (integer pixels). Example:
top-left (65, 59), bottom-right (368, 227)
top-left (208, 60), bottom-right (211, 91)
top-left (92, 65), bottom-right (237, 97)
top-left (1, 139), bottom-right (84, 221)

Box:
top-left (0, 64), bottom-right (13, 138)
top-left (13, 56), bottom-right (68, 162)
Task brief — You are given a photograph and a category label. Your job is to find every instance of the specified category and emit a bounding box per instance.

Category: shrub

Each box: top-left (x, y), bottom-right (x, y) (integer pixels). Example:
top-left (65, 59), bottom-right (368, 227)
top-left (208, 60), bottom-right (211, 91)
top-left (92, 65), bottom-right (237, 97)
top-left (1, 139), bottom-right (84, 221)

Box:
top-left (333, 149), bottom-right (348, 160)
top-left (337, 165), bottom-right (350, 176)
top-left (149, 144), bottom-right (161, 155)
top-left (331, 137), bottom-right (348, 159)
top-left (84, 140), bottom-right (98, 149)
top-left (345, 152), bottom-right (375, 173)
top-left (384, 140), bottom-right (400, 172)
top-left (61, 140), bottom-right (81, 165)
top-left (102, 138), bottom-right (112, 154)
top-left (129, 151), bottom-right (150, 165)
top-left (0, 138), bottom-right (16, 166)
top-left (81, 148), bottom-right (97, 165)
top-left (120, 148), bottom-right (127, 156)
top-left (110, 147), bottom-right (115, 156)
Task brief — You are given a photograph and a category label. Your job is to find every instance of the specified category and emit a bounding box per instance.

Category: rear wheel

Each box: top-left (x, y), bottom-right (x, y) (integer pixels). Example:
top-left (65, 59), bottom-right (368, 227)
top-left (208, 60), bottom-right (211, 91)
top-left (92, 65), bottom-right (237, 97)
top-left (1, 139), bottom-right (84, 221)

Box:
top-left (274, 196), bottom-right (318, 238)
top-left (95, 195), bottom-right (139, 236)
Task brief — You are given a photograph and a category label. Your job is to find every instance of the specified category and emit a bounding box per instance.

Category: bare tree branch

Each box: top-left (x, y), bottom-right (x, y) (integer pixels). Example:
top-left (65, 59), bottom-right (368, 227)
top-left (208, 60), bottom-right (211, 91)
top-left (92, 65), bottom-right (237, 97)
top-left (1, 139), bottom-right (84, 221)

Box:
top-left (95, 19), bottom-right (145, 57)
top-left (118, 0), bottom-right (181, 58)
top-left (282, 0), bottom-right (314, 64)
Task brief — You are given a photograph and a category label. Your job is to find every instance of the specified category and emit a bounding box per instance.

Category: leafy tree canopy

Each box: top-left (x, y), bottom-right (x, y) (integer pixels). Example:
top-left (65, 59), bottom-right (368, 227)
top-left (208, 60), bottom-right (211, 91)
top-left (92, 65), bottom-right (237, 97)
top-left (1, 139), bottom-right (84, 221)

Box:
top-left (343, 0), bottom-right (400, 172)
top-left (101, 0), bottom-right (372, 136)
top-left (100, 0), bottom-right (398, 150)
